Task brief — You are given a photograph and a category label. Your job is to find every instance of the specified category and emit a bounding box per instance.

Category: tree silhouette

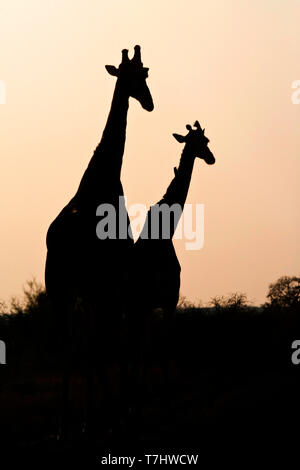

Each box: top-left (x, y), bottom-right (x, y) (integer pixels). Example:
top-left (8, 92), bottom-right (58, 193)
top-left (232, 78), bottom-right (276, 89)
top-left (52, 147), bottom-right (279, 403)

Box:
top-left (210, 292), bottom-right (249, 314)
top-left (266, 276), bottom-right (300, 309)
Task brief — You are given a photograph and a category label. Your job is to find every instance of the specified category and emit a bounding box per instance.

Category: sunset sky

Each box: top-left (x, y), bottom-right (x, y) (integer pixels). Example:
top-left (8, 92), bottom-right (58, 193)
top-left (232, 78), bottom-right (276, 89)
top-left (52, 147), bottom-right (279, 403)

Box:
top-left (0, 0), bottom-right (299, 306)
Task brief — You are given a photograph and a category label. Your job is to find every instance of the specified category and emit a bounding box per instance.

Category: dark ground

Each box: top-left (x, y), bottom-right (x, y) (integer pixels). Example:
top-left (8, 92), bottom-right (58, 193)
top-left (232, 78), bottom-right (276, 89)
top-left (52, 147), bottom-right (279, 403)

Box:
top-left (1, 299), bottom-right (300, 465)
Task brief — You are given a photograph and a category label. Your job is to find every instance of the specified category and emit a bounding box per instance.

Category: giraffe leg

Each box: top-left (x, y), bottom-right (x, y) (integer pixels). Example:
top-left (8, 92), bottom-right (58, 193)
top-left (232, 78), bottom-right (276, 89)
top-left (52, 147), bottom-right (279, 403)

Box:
top-left (59, 302), bottom-right (74, 441)
top-left (140, 309), bottom-right (151, 397)
top-left (82, 302), bottom-right (97, 439)
top-left (102, 311), bottom-right (130, 440)
top-left (84, 308), bottom-right (115, 440)
top-left (118, 312), bottom-right (130, 424)
top-left (162, 308), bottom-right (174, 391)
top-left (83, 352), bottom-right (94, 438)
top-left (124, 308), bottom-right (150, 439)
top-left (60, 362), bottom-right (70, 440)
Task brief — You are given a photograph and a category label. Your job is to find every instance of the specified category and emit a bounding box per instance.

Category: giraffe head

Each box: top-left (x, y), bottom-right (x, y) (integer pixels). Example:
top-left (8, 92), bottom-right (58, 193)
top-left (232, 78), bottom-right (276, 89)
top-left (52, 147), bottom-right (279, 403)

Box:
top-left (173, 121), bottom-right (215, 164)
top-left (105, 45), bottom-right (154, 112)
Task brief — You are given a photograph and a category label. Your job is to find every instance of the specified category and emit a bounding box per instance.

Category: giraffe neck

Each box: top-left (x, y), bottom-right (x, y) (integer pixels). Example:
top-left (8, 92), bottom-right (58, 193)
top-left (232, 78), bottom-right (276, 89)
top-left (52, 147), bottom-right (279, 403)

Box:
top-left (162, 146), bottom-right (196, 209)
top-left (139, 147), bottom-right (196, 241)
top-left (73, 79), bottom-right (129, 206)
top-left (90, 79), bottom-right (129, 173)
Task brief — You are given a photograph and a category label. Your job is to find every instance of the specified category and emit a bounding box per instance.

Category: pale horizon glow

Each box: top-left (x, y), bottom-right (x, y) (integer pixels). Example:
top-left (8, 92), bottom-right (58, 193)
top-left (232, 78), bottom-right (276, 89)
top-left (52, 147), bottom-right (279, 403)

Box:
top-left (0, 0), bottom-right (299, 306)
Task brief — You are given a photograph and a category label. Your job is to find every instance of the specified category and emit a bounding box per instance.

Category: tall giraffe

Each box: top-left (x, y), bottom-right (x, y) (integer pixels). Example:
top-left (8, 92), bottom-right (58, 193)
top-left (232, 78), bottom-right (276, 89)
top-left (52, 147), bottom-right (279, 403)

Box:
top-left (129, 121), bottom-right (215, 404)
top-left (45, 45), bottom-right (154, 437)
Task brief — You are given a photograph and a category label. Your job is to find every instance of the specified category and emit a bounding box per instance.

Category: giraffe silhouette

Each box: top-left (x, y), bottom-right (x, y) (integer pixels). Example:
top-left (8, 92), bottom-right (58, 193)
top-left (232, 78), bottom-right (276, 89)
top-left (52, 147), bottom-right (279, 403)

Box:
top-left (128, 121), bottom-right (215, 407)
top-left (45, 45), bottom-right (154, 438)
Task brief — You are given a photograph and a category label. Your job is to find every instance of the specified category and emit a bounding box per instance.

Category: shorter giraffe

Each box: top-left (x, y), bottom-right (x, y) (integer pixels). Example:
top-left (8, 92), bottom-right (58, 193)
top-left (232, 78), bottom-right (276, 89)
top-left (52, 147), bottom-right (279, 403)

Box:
top-left (128, 121), bottom-right (215, 404)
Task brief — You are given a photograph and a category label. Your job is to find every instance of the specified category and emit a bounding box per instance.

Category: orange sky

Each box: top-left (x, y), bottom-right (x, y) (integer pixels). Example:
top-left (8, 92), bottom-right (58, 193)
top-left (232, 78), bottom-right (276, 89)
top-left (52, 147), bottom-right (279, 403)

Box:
top-left (0, 0), bottom-right (299, 305)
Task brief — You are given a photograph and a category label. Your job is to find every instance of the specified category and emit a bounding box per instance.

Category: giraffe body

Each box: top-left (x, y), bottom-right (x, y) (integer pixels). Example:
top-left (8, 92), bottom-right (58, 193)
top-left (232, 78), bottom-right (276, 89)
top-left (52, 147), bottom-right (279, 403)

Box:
top-left (129, 121), bottom-right (215, 395)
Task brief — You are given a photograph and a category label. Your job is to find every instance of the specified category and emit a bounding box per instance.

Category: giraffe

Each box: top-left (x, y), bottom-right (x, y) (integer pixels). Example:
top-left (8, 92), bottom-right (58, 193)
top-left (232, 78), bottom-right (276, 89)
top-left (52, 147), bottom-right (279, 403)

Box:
top-left (128, 121), bottom-right (215, 409)
top-left (44, 45), bottom-right (154, 438)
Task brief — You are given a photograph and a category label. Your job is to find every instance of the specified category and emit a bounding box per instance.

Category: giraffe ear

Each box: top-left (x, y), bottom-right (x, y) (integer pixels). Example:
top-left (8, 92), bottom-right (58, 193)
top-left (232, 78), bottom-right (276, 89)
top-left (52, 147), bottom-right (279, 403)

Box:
top-left (173, 133), bottom-right (185, 143)
top-left (105, 65), bottom-right (119, 77)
